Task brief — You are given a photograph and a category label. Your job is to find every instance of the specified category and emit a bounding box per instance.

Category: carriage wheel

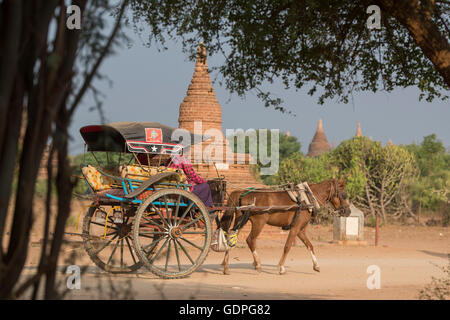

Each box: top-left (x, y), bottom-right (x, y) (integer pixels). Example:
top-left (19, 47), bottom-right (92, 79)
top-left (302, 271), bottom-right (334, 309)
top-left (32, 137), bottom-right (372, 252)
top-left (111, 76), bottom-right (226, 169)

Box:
top-left (132, 188), bottom-right (212, 279)
top-left (82, 204), bottom-right (143, 273)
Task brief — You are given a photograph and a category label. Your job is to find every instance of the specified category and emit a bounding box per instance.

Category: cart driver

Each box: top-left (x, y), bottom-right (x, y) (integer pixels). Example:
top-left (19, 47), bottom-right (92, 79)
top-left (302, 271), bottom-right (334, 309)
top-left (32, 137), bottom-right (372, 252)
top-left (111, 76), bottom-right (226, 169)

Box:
top-left (136, 153), bottom-right (214, 208)
top-left (168, 154), bottom-right (213, 208)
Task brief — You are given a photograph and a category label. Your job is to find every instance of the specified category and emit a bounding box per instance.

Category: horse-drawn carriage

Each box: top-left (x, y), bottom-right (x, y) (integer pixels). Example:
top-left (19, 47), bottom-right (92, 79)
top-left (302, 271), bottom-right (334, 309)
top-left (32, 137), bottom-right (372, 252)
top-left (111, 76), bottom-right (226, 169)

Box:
top-left (77, 122), bottom-right (224, 279)
top-left (76, 121), bottom-right (351, 278)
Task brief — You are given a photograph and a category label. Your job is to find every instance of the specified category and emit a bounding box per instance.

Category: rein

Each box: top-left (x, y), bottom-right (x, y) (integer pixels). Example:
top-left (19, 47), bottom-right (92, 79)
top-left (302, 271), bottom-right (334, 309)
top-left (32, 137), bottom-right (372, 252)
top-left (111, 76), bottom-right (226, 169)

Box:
top-left (320, 179), bottom-right (347, 215)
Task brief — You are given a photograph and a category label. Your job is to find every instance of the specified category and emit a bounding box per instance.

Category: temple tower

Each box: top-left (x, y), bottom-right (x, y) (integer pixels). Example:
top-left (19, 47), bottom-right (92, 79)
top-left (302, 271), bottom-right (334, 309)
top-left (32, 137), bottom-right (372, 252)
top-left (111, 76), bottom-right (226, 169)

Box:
top-left (178, 43), bottom-right (222, 133)
top-left (306, 119), bottom-right (330, 157)
top-left (178, 44), bottom-right (262, 190)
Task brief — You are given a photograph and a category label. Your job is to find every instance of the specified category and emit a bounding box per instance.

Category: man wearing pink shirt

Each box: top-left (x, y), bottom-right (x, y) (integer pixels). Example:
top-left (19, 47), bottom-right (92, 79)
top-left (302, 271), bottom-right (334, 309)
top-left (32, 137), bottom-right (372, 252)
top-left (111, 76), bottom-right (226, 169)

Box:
top-left (136, 152), bottom-right (214, 207)
top-left (168, 154), bottom-right (213, 207)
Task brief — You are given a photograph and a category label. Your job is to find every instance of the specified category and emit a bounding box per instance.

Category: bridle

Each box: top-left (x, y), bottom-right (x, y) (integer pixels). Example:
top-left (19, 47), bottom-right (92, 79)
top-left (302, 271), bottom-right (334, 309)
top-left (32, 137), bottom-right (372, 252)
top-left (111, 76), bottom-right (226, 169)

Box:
top-left (324, 179), bottom-right (348, 215)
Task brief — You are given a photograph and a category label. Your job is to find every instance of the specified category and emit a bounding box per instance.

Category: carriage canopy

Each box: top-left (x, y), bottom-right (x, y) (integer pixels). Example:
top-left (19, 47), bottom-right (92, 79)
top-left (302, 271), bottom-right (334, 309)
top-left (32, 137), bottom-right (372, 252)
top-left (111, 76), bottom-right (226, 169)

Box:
top-left (80, 122), bottom-right (206, 154)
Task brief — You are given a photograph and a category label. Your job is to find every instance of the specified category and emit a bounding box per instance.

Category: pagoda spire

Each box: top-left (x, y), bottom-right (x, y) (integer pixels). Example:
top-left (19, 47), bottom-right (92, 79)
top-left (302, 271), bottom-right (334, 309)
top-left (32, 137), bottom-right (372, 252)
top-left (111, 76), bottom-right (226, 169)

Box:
top-left (355, 122), bottom-right (363, 137)
top-left (307, 119), bottom-right (330, 157)
top-left (178, 43), bottom-right (222, 134)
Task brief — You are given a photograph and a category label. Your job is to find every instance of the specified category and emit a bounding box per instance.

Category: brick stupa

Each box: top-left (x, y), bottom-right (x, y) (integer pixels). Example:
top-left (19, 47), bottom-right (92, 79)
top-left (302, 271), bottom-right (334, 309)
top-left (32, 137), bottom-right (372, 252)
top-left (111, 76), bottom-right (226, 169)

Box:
top-left (306, 119), bottom-right (330, 157)
top-left (178, 43), bottom-right (262, 191)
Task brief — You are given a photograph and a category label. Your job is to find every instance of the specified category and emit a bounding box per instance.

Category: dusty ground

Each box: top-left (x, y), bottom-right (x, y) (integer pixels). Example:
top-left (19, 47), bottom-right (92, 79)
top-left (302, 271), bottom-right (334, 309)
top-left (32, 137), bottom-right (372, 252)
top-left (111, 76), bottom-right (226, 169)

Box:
top-left (21, 203), bottom-right (449, 299)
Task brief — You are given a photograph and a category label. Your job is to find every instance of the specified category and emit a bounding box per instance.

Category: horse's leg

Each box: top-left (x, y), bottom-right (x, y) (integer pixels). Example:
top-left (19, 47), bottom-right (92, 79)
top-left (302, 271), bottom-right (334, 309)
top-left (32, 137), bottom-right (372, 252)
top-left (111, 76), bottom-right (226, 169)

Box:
top-left (246, 217), bottom-right (266, 272)
top-left (277, 226), bottom-right (299, 275)
top-left (222, 249), bottom-right (231, 275)
top-left (219, 208), bottom-right (236, 275)
top-left (297, 227), bottom-right (320, 272)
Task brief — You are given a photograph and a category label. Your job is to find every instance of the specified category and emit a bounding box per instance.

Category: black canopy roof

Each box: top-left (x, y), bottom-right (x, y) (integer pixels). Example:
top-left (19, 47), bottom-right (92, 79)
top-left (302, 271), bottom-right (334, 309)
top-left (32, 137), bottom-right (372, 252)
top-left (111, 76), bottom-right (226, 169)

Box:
top-left (80, 122), bottom-right (207, 154)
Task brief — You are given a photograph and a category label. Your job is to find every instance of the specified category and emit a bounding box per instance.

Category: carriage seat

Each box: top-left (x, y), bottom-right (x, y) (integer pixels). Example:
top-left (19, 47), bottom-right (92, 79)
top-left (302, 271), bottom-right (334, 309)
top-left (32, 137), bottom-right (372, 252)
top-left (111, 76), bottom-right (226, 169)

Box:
top-left (93, 188), bottom-right (154, 204)
top-left (81, 165), bottom-right (116, 191)
top-left (119, 164), bottom-right (188, 185)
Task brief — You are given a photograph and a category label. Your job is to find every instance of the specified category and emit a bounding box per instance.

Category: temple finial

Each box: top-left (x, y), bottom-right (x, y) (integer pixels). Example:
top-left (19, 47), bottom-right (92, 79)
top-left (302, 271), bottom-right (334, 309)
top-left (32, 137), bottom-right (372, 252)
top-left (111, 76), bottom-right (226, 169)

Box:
top-left (355, 122), bottom-right (363, 137)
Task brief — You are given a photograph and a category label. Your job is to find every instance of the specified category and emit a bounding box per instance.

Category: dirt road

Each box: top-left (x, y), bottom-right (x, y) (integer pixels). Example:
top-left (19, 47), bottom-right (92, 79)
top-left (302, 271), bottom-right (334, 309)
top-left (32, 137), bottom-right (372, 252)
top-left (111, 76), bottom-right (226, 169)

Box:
top-left (24, 224), bottom-right (449, 300)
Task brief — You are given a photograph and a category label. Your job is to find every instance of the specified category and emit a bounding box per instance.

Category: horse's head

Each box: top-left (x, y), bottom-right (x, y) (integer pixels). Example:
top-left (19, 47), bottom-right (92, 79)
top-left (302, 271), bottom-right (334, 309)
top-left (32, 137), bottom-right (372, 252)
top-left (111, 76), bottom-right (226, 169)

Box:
top-left (329, 179), bottom-right (351, 216)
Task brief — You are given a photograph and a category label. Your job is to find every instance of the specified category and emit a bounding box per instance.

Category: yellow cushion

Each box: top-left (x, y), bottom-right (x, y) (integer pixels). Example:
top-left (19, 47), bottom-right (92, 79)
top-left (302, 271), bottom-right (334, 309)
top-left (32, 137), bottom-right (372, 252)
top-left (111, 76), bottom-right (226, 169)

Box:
top-left (119, 165), bottom-right (187, 185)
top-left (82, 165), bottom-right (113, 191)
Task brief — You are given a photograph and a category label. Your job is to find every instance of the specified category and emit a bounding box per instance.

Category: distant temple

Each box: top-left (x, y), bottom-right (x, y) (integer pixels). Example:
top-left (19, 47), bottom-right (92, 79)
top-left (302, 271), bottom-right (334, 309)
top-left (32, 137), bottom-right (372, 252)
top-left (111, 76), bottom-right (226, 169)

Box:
top-left (355, 122), bottom-right (363, 137)
top-left (306, 119), bottom-right (331, 157)
top-left (178, 44), bottom-right (262, 190)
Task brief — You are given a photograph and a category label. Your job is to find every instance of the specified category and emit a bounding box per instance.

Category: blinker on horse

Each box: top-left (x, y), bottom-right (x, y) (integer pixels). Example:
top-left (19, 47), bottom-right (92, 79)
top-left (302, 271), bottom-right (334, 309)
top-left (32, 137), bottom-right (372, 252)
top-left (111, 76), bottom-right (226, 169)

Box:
top-left (218, 179), bottom-right (351, 275)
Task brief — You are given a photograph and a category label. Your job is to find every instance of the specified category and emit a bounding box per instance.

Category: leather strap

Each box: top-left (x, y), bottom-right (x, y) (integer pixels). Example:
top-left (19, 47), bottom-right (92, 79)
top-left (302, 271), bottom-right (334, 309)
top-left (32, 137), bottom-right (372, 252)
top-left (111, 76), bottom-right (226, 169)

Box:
top-left (281, 206), bottom-right (302, 231)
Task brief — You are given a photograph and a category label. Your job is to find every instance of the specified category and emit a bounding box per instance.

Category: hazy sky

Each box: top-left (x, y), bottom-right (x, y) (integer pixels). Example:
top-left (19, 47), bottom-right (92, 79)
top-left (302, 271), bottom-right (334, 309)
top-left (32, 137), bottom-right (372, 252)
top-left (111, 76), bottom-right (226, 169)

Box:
top-left (69, 31), bottom-right (450, 156)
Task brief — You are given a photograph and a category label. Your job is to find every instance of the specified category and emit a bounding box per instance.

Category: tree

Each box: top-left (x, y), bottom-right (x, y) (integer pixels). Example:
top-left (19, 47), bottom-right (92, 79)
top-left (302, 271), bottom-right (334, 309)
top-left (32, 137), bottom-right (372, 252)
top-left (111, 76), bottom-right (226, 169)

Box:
top-left (370, 144), bottom-right (417, 222)
top-left (130, 0), bottom-right (449, 110)
top-left (331, 137), bottom-right (417, 222)
top-left (274, 152), bottom-right (336, 185)
top-left (227, 130), bottom-right (301, 183)
top-left (0, 0), bottom-right (129, 299)
top-left (404, 134), bottom-right (450, 216)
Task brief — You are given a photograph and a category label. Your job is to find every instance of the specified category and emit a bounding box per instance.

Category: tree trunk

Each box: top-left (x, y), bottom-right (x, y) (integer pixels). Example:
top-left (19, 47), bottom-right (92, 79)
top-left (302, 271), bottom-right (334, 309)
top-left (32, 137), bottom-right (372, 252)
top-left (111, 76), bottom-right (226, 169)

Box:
top-left (0, 78), bottom-right (24, 249)
top-left (44, 107), bottom-right (75, 299)
top-left (365, 185), bottom-right (376, 218)
top-left (380, 182), bottom-right (387, 223)
top-left (0, 0), bottom-right (22, 147)
top-left (376, 0), bottom-right (450, 88)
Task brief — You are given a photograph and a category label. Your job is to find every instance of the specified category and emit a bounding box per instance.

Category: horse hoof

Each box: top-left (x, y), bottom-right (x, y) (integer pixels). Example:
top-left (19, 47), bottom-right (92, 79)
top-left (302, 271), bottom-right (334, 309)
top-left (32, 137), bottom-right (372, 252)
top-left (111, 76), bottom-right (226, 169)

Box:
top-left (279, 266), bottom-right (286, 275)
top-left (313, 266), bottom-right (320, 272)
top-left (223, 270), bottom-right (230, 275)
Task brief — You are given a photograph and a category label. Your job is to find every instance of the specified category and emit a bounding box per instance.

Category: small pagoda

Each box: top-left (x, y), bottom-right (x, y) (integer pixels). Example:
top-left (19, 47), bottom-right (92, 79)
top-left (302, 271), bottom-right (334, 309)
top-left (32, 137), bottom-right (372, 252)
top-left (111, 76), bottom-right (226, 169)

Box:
top-left (306, 119), bottom-right (331, 157)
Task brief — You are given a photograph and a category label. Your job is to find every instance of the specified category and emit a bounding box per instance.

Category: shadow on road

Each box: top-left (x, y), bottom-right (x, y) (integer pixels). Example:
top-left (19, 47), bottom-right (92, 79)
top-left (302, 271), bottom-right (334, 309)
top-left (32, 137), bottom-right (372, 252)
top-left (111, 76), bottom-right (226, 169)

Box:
top-left (419, 250), bottom-right (449, 260)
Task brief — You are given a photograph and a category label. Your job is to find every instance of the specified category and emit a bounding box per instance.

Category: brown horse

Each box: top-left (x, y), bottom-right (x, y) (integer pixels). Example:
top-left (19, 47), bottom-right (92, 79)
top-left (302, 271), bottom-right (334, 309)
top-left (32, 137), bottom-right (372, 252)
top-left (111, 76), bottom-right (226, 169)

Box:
top-left (218, 179), bottom-right (351, 275)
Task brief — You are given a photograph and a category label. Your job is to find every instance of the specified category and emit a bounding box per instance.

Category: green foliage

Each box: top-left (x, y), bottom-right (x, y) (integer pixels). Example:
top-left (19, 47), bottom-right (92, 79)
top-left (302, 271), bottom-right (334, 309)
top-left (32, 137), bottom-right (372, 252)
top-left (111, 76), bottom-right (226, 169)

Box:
top-left (130, 0), bottom-right (449, 110)
top-left (329, 136), bottom-right (382, 198)
top-left (331, 137), bottom-right (417, 220)
top-left (404, 134), bottom-right (450, 212)
top-left (228, 130), bottom-right (301, 160)
top-left (71, 151), bottom-right (134, 195)
top-left (71, 152), bottom-right (134, 174)
top-left (278, 134), bottom-right (302, 161)
top-left (227, 130), bottom-right (301, 184)
top-left (271, 136), bottom-right (420, 221)
top-left (274, 152), bottom-right (335, 185)
top-left (366, 216), bottom-right (385, 228)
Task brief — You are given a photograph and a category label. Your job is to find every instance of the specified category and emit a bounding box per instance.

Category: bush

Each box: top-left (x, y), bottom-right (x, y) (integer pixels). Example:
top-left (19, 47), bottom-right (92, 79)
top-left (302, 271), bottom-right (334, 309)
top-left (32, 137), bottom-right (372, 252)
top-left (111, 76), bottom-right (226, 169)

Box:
top-left (419, 263), bottom-right (450, 300)
top-left (404, 134), bottom-right (450, 215)
top-left (273, 152), bottom-right (336, 185)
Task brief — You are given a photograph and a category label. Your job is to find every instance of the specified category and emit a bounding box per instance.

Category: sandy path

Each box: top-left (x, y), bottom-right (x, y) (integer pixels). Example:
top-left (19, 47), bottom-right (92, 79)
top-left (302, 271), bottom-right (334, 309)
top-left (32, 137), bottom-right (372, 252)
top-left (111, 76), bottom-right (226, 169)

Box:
top-left (21, 224), bottom-right (446, 300)
top-left (61, 246), bottom-right (445, 300)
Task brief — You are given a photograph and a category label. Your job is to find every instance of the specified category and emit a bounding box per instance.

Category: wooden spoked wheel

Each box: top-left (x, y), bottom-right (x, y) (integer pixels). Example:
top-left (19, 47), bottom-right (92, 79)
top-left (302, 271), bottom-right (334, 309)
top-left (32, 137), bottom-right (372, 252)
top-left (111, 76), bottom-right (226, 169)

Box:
top-left (132, 189), bottom-right (212, 279)
top-left (82, 204), bottom-right (142, 273)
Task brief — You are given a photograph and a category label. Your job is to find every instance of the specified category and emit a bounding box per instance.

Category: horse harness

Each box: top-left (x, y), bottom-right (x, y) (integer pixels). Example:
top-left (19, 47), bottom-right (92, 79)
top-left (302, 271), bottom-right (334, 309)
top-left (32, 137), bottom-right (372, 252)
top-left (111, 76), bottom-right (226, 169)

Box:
top-left (231, 182), bottom-right (322, 232)
top-left (281, 182), bottom-right (321, 230)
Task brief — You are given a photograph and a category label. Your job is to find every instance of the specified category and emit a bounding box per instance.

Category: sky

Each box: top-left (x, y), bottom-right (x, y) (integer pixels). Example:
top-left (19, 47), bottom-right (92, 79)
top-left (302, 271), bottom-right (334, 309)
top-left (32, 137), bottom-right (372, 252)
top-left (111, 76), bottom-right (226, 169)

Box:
top-left (69, 29), bottom-right (450, 156)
